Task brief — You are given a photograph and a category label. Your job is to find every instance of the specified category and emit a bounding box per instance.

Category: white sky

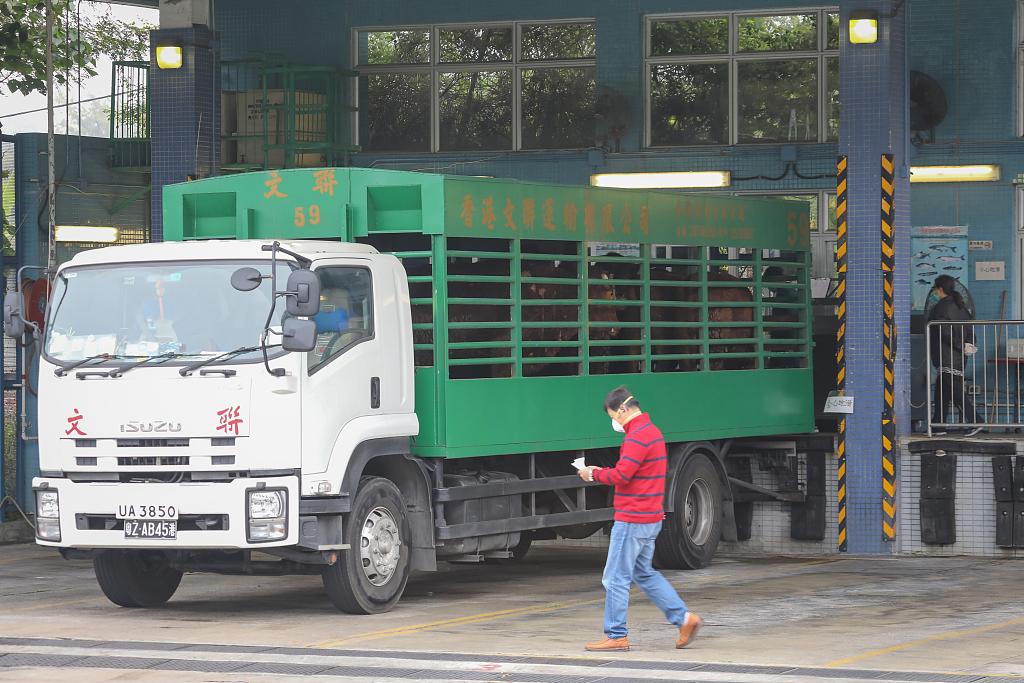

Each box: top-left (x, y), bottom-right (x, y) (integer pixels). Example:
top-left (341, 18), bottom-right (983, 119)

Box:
top-left (0, 1), bottom-right (159, 136)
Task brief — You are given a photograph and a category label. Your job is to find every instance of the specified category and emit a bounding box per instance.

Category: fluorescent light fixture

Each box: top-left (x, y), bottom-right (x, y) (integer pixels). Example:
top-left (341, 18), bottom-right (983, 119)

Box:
top-left (909, 165), bottom-right (1001, 183)
top-left (591, 171), bottom-right (731, 189)
top-left (849, 10), bottom-right (879, 44)
top-left (54, 226), bottom-right (120, 243)
top-left (156, 45), bottom-right (183, 69)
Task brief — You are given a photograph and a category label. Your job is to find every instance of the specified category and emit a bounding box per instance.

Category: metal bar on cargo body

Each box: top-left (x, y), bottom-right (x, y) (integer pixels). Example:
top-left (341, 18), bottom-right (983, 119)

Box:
top-left (448, 297), bottom-right (514, 306)
top-left (521, 341), bottom-right (582, 349)
top-left (448, 359), bottom-right (513, 369)
top-left (521, 321), bottom-right (581, 330)
top-left (434, 234), bottom-right (450, 436)
top-left (448, 321), bottom-right (514, 329)
top-left (447, 275), bottom-right (513, 283)
top-left (434, 474), bottom-right (598, 502)
top-left (436, 509), bottom-right (614, 540)
top-left (446, 250), bottom-right (513, 259)
top-left (650, 258), bottom-right (704, 266)
top-left (521, 298), bottom-right (584, 306)
top-left (520, 276), bottom-right (583, 285)
top-left (512, 236), bottom-right (523, 377)
top-left (448, 341), bottom-right (515, 350)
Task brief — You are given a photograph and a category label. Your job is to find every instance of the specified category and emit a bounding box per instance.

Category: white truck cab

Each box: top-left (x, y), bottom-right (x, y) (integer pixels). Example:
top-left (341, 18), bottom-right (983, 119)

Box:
top-left (17, 239), bottom-right (420, 610)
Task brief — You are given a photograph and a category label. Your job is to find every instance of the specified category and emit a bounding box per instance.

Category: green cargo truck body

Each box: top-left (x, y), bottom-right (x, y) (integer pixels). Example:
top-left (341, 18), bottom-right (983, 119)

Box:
top-left (165, 168), bottom-right (814, 460)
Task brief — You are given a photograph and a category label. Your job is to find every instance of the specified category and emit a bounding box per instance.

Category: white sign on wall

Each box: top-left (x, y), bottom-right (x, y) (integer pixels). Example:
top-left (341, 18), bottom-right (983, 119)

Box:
top-left (976, 261), bottom-right (1005, 281)
top-left (968, 240), bottom-right (993, 251)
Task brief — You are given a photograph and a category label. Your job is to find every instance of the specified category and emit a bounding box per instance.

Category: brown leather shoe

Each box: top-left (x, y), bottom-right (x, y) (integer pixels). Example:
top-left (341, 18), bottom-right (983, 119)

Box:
top-left (585, 636), bottom-right (630, 652)
top-left (676, 613), bottom-right (703, 649)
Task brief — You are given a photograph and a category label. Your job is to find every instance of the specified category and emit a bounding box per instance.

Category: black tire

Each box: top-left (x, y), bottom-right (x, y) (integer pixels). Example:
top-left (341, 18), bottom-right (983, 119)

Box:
top-left (655, 453), bottom-right (723, 569)
top-left (93, 550), bottom-right (183, 608)
top-left (322, 476), bottom-right (411, 614)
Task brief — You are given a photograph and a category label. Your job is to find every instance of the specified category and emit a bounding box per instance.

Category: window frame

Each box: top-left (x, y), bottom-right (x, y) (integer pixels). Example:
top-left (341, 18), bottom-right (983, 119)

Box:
top-left (353, 18), bottom-right (597, 153)
top-left (644, 8), bottom-right (839, 148)
top-left (307, 264), bottom-right (376, 375)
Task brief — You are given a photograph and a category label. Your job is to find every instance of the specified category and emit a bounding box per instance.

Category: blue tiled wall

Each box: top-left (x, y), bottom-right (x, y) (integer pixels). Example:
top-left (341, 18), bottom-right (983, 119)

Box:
top-left (150, 26), bottom-right (217, 242)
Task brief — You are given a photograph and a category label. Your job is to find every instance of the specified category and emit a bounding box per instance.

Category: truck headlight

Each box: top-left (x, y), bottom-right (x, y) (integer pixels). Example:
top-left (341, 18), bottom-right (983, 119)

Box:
top-left (35, 490), bottom-right (60, 542)
top-left (246, 488), bottom-right (287, 542)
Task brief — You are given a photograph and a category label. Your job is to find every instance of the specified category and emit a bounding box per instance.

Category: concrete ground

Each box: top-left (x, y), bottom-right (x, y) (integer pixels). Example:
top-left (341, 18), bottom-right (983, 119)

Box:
top-left (1, 543), bottom-right (1023, 683)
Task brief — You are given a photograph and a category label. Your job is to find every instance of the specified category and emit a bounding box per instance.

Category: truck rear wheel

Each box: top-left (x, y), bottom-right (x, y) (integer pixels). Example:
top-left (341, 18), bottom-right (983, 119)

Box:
top-left (322, 476), bottom-right (411, 614)
top-left (93, 550), bottom-right (183, 608)
top-left (656, 453), bottom-right (722, 569)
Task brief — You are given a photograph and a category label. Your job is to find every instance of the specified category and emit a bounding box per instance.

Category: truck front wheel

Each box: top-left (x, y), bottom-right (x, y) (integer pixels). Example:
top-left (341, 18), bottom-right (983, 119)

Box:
top-left (93, 550), bottom-right (183, 608)
top-left (655, 453), bottom-right (722, 569)
top-left (322, 476), bottom-right (411, 614)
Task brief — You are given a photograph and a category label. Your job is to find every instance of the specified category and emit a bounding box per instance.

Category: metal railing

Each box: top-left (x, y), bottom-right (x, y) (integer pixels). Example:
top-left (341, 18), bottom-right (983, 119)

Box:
top-left (926, 320), bottom-right (1024, 435)
top-left (109, 61), bottom-right (149, 168)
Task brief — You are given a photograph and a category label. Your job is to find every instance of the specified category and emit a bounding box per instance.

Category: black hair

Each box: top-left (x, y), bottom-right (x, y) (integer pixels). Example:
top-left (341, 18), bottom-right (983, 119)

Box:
top-left (933, 275), bottom-right (967, 312)
top-left (604, 385), bottom-right (639, 412)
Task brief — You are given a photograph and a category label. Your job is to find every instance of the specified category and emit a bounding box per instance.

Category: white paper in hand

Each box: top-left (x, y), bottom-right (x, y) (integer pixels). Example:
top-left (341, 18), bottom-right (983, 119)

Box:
top-left (571, 456), bottom-right (587, 471)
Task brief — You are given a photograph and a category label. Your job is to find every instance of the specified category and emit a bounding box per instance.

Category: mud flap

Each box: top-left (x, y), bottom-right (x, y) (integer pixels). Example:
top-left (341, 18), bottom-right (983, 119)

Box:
top-left (790, 453), bottom-right (826, 541)
top-left (996, 502), bottom-right (1014, 548)
top-left (919, 453), bottom-right (956, 545)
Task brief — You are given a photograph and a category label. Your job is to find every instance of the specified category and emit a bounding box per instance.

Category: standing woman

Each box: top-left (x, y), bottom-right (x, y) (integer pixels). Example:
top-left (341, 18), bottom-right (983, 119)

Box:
top-left (927, 275), bottom-right (981, 436)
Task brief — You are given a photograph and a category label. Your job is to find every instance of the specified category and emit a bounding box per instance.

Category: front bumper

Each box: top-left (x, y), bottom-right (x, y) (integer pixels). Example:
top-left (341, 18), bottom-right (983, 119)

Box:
top-left (32, 475), bottom-right (300, 549)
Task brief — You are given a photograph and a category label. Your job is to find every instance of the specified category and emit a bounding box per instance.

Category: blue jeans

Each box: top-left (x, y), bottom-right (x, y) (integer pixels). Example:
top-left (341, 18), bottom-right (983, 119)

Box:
top-left (602, 520), bottom-right (688, 639)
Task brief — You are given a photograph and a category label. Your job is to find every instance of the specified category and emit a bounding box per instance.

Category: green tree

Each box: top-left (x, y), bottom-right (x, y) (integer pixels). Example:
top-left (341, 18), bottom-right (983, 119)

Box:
top-left (0, 1), bottom-right (153, 96)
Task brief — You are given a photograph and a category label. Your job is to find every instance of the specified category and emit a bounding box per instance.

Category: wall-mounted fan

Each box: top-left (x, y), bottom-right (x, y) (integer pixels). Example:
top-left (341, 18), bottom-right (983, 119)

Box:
top-left (910, 70), bottom-right (948, 143)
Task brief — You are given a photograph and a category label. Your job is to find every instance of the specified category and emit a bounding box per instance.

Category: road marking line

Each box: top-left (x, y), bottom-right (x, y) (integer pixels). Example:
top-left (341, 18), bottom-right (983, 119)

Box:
top-left (310, 596), bottom-right (604, 648)
top-left (3, 597), bottom-right (100, 613)
top-left (825, 615), bottom-right (1024, 667)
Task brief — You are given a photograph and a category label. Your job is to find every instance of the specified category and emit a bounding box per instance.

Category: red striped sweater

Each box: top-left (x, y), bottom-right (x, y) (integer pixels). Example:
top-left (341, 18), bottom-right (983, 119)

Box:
top-left (592, 413), bottom-right (668, 523)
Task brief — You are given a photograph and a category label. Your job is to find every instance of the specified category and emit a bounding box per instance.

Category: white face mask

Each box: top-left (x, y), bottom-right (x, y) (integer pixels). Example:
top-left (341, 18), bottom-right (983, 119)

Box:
top-left (611, 419), bottom-right (625, 433)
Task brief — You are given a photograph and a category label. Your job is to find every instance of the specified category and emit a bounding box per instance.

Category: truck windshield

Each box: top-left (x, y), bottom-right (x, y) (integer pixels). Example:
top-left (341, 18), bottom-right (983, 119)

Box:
top-left (45, 260), bottom-right (291, 362)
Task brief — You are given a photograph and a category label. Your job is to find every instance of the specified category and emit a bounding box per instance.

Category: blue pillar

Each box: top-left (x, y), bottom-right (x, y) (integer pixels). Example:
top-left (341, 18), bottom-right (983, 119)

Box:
top-left (839, 0), bottom-right (912, 553)
top-left (150, 26), bottom-right (218, 241)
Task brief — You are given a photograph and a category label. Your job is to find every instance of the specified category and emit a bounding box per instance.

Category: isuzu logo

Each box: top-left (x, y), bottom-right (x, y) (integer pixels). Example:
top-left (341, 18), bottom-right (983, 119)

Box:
top-left (119, 421), bottom-right (182, 433)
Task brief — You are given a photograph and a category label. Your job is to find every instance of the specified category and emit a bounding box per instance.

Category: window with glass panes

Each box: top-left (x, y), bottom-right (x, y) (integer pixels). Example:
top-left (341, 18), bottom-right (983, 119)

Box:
top-left (646, 10), bottom-right (839, 146)
top-left (354, 22), bottom-right (596, 152)
top-left (737, 191), bottom-right (838, 280)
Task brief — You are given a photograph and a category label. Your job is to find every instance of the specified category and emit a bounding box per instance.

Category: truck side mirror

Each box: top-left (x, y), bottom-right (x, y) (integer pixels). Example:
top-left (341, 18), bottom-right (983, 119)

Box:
top-left (285, 270), bottom-right (321, 317)
top-left (3, 292), bottom-right (26, 339)
top-left (281, 316), bottom-right (316, 353)
top-left (230, 267), bottom-right (264, 292)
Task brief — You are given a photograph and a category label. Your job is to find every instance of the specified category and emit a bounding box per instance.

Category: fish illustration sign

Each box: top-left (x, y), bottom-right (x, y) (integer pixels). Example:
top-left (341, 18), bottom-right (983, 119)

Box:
top-left (911, 226), bottom-right (968, 311)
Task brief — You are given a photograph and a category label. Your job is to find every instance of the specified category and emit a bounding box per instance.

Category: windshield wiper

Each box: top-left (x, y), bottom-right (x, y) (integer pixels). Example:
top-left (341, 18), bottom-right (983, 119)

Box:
top-left (179, 345), bottom-right (266, 377)
top-left (108, 351), bottom-right (192, 378)
top-left (54, 353), bottom-right (120, 377)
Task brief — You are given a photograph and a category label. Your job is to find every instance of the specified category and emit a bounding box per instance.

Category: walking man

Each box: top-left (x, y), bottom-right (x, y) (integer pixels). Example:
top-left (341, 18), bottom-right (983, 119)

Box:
top-left (578, 386), bottom-right (703, 651)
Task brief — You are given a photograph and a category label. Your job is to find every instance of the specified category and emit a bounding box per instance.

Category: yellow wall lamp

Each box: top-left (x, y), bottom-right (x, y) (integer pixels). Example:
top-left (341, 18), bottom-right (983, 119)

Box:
top-left (849, 10), bottom-right (879, 45)
top-left (156, 44), bottom-right (183, 70)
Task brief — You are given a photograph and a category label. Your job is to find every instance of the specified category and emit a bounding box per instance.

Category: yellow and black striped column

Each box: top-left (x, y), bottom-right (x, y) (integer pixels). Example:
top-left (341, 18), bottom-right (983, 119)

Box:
top-left (881, 154), bottom-right (897, 541)
top-left (835, 156), bottom-right (848, 553)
